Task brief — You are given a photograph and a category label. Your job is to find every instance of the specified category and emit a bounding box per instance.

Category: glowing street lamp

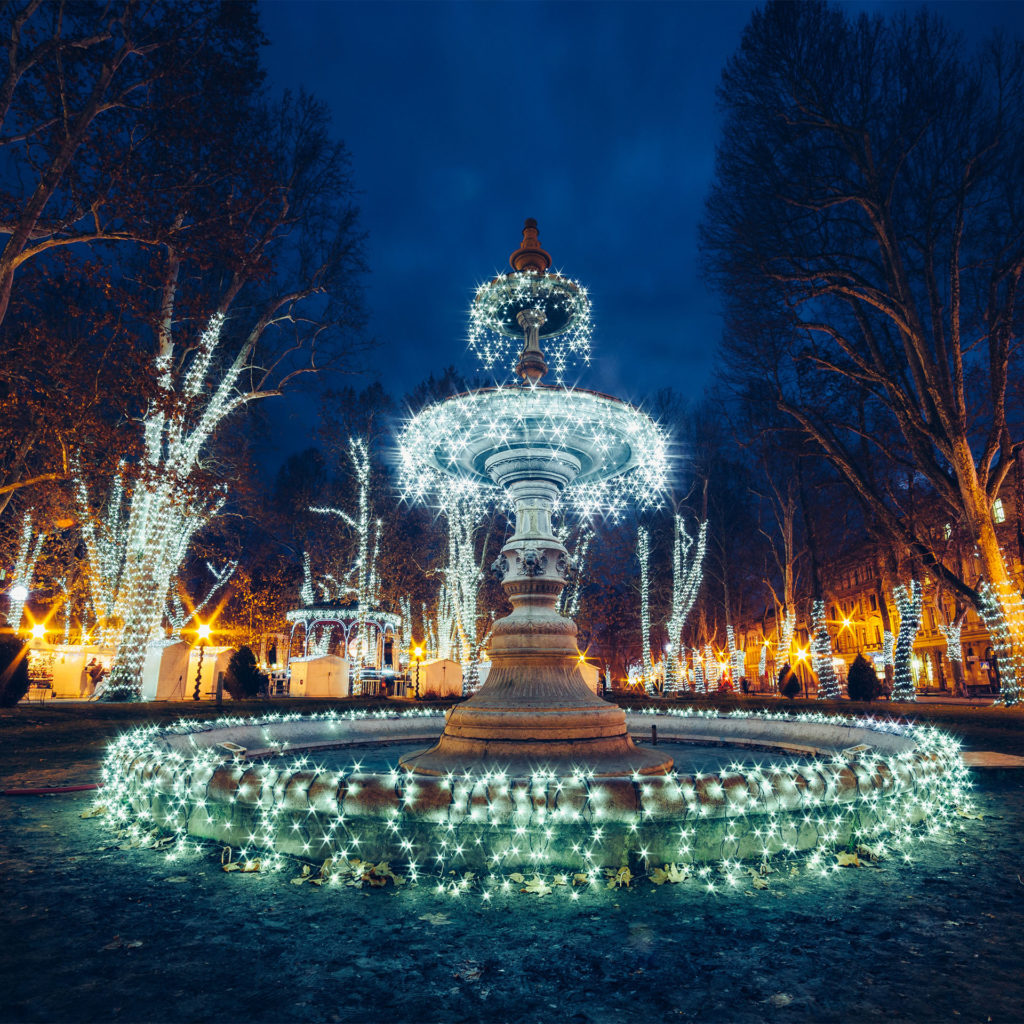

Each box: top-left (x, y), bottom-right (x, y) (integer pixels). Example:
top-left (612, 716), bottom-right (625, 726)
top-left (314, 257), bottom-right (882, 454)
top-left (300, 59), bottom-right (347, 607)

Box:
top-left (9, 584), bottom-right (28, 603)
top-left (413, 645), bottom-right (424, 700)
top-left (193, 622), bottom-right (212, 702)
top-left (30, 623), bottom-right (45, 640)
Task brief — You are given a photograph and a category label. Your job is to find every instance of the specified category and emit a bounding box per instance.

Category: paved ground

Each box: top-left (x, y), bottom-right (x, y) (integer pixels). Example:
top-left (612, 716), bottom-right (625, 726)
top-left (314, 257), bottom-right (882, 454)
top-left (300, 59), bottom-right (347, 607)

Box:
top-left (1, 700), bottom-right (1023, 1023)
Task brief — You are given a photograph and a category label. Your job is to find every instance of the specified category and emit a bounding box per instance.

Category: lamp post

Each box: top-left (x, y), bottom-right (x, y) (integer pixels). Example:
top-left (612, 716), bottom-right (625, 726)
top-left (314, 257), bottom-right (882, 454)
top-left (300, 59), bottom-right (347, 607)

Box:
top-left (414, 645), bottom-right (423, 700)
top-left (193, 623), bottom-right (211, 701)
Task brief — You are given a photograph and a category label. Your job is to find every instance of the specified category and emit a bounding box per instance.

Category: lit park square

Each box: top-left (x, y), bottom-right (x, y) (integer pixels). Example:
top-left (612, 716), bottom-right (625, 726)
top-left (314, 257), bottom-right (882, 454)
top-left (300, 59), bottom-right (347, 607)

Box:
top-left (2, 3), bottom-right (1024, 1024)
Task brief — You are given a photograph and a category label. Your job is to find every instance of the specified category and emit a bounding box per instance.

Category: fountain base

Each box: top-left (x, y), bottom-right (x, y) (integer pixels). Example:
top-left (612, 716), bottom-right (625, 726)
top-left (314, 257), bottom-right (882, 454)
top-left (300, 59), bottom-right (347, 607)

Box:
top-left (399, 660), bottom-right (672, 776)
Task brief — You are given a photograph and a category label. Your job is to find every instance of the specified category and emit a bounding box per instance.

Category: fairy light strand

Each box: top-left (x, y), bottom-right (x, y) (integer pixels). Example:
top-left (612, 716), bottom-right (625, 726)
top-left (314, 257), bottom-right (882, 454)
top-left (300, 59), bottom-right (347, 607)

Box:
top-left (892, 582), bottom-right (923, 702)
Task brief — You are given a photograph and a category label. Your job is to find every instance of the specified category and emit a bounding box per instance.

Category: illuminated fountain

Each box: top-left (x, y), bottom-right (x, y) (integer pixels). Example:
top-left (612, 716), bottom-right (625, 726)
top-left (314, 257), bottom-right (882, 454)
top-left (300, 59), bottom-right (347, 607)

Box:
top-left (398, 220), bottom-right (669, 776)
top-left (99, 223), bottom-right (971, 889)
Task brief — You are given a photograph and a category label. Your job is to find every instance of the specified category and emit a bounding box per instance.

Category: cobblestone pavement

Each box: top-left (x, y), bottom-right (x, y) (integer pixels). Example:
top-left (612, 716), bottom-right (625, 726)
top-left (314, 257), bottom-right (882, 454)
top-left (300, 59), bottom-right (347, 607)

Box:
top-left (1, 763), bottom-right (1022, 1023)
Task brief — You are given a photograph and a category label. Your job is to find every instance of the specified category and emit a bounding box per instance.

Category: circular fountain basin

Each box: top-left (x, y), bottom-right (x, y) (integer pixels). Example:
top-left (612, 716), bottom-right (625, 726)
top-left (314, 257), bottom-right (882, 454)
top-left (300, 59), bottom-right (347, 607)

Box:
top-left (102, 708), bottom-right (968, 880)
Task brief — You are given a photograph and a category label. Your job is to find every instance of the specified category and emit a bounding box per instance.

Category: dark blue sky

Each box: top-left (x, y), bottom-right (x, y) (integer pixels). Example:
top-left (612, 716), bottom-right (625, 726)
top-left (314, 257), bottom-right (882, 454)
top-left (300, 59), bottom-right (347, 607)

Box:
top-left (259, 0), bottom-right (1024, 440)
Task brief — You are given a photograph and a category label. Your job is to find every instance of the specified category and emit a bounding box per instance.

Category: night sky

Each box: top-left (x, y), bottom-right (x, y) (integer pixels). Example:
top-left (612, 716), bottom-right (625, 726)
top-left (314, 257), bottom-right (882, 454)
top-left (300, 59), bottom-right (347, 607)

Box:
top-left (259, 0), bottom-right (1024, 444)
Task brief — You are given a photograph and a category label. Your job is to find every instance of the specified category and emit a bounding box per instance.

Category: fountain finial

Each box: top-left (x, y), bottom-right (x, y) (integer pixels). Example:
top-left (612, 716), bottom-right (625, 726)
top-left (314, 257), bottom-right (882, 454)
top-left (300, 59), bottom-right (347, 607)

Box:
top-left (509, 218), bottom-right (551, 274)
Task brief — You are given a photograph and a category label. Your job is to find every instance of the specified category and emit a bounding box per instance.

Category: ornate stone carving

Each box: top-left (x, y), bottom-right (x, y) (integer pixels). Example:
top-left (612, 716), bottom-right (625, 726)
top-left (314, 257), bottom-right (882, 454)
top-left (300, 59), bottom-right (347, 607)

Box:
top-left (556, 553), bottom-right (569, 577)
top-left (519, 549), bottom-right (548, 577)
top-left (491, 555), bottom-right (509, 582)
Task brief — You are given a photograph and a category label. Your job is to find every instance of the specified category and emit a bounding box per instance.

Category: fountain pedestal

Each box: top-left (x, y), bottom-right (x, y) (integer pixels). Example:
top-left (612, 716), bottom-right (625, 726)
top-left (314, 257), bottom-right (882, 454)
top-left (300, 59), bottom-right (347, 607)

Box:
top-left (400, 444), bottom-right (671, 777)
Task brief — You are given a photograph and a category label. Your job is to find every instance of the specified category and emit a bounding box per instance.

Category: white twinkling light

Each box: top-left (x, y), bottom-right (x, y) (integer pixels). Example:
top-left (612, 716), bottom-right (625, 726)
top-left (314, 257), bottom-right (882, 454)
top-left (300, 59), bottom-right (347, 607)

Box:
top-left (638, 526), bottom-right (653, 686)
top-left (468, 270), bottom-right (591, 383)
top-left (810, 599), bottom-right (841, 699)
top-left (397, 385), bottom-right (669, 522)
top-left (664, 517), bottom-right (706, 693)
top-left (95, 705), bottom-right (974, 897)
top-left (976, 579), bottom-right (1023, 706)
top-left (892, 582), bottom-right (923, 702)
top-left (4, 513), bottom-right (44, 631)
top-left (937, 621), bottom-right (963, 665)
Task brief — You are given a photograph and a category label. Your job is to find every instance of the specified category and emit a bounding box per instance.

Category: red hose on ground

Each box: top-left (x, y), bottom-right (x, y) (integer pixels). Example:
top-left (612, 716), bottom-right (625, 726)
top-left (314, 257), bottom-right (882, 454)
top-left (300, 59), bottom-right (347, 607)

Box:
top-left (1, 783), bottom-right (101, 796)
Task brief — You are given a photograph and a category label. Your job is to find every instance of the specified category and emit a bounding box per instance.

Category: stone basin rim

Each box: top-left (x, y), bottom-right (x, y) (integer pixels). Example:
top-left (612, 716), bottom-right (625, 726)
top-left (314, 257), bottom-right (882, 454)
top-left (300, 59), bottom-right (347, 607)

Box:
top-left (146, 710), bottom-right (923, 766)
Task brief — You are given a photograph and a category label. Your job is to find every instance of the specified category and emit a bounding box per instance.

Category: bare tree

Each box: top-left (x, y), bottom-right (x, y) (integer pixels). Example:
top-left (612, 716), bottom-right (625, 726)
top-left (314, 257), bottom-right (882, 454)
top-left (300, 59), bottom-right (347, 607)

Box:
top-left (703, 2), bottom-right (1024, 702)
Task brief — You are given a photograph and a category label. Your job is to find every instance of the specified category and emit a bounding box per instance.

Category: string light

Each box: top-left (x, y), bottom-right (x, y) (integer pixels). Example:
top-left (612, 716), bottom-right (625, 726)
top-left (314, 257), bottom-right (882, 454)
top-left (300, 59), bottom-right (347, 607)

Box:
top-left (4, 513), bottom-right (44, 631)
top-left (638, 526), bottom-right (653, 685)
top-left (691, 647), bottom-right (705, 693)
top-left (937, 621), bottom-right (963, 665)
top-left (810, 599), bottom-right (841, 699)
top-left (726, 625), bottom-right (745, 687)
top-left (778, 606), bottom-right (794, 663)
top-left (976, 580), bottom-right (1023, 706)
top-left (308, 438), bottom-right (383, 690)
top-left (397, 385), bottom-right (669, 522)
top-left (468, 270), bottom-right (591, 383)
top-left (95, 705), bottom-right (972, 897)
top-left (892, 582), bottom-right (923, 702)
top-left (556, 525), bottom-right (592, 620)
top-left (664, 518), bottom-right (706, 693)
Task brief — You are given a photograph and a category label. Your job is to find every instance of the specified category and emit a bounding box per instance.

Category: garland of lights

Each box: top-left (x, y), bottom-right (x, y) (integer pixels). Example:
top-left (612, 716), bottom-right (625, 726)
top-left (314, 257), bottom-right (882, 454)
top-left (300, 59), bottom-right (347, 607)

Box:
top-left (468, 271), bottom-right (592, 384)
top-left (976, 580), bottom-right (1024, 706)
top-left (166, 560), bottom-right (237, 633)
top-left (556, 525), bottom-right (592, 620)
top-left (664, 517), bottom-right (706, 693)
top-left (758, 643), bottom-right (768, 680)
top-left (99, 312), bottom-right (248, 699)
top-left (778, 607), bottom-right (796, 667)
top-left (441, 487), bottom-right (489, 695)
top-left (638, 526), bottom-right (653, 686)
top-left (704, 642), bottom-right (721, 690)
top-left (691, 648), bottom-right (705, 693)
top-left (397, 386), bottom-right (669, 522)
top-left (95, 706), bottom-right (972, 899)
top-left (937, 621), bottom-right (963, 665)
top-left (4, 513), bottom-right (45, 631)
top-left (810, 599), bottom-right (841, 699)
top-left (892, 582), bottom-right (923, 702)
top-left (883, 630), bottom-right (895, 670)
top-left (726, 625), bottom-right (745, 686)
top-left (309, 438), bottom-right (383, 690)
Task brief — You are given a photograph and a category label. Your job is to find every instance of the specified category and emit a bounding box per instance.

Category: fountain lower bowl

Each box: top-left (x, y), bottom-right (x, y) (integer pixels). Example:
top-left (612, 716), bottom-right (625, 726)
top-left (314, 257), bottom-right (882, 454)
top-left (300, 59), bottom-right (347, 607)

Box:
top-left (101, 708), bottom-right (969, 880)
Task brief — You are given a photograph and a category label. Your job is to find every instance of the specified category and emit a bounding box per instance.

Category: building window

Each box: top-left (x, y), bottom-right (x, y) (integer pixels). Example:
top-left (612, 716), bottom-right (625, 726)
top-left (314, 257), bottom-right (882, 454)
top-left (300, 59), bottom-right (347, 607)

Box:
top-left (993, 498), bottom-right (1006, 524)
top-left (870, 594), bottom-right (877, 610)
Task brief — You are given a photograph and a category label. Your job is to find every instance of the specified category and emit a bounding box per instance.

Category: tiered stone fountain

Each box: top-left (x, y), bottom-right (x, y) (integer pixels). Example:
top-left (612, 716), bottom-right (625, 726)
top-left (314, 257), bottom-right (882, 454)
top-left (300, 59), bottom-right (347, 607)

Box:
top-left (401, 222), bottom-right (670, 776)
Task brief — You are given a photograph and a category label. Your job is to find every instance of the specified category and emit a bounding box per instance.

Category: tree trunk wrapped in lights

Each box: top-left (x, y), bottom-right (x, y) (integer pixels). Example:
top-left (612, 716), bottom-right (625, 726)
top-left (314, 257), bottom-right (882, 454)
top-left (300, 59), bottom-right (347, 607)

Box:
top-left (442, 488), bottom-right (489, 696)
top-left (810, 598), bottom-right (841, 699)
top-left (937, 618), bottom-right (967, 695)
top-left (691, 647), bottom-right (705, 693)
top-left (703, 642), bottom-right (718, 691)
top-left (637, 525), bottom-right (653, 686)
top-left (727, 624), bottom-right (745, 686)
top-left (892, 582), bottom-right (924, 702)
top-left (977, 580), bottom-right (1024, 706)
top-left (663, 517), bottom-right (707, 693)
top-left (3, 513), bottom-right (44, 630)
top-left (310, 439), bottom-right (381, 688)
top-left (778, 608), bottom-right (796, 668)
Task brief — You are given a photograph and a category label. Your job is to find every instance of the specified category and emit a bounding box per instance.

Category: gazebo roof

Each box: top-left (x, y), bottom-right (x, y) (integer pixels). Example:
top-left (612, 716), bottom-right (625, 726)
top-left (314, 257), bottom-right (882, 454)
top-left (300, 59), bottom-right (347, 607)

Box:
top-left (285, 602), bottom-right (402, 629)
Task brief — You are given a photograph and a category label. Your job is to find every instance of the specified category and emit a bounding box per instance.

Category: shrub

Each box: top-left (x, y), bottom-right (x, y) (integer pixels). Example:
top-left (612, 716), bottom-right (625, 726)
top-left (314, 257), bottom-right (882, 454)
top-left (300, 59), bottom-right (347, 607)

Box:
top-left (778, 663), bottom-right (801, 699)
top-left (224, 646), bottom-right (264, 699)
top-left (0, 636), bottom-right (31, 707)
top-left (846, 654), bottom-right (880, 702)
